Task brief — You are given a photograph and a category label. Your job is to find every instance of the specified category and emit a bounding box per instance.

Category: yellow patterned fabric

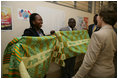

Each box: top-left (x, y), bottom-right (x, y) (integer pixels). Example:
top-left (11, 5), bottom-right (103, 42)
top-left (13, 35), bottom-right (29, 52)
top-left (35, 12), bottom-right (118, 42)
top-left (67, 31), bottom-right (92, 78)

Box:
top-left (52, 30), bottom-right (90, 66)
top-left (3, 30), bottom-right (90, 78)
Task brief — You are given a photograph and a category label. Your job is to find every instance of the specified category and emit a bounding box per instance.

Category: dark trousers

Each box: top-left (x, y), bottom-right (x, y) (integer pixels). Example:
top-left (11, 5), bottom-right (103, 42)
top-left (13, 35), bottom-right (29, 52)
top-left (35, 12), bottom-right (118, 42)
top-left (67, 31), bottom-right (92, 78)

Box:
top-left (61, 56), bottom-right (76, 78)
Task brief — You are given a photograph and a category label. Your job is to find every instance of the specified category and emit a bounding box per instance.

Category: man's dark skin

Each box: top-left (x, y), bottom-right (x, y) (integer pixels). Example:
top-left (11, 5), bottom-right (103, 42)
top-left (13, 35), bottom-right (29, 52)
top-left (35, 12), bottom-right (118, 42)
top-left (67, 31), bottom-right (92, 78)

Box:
top-left (68, 18), bottom-right (76, 30)
top-left (61, 18), bottom-right (77, 78)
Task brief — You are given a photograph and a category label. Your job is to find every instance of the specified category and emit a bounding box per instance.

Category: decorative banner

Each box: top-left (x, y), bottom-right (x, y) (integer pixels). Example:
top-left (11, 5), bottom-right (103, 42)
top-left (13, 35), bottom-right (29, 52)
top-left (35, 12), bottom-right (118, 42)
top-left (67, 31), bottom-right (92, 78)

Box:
top-left (1, 6), bottom-right (12, 30)
top-left (83, 17), bottom-right (88, 30)
top-left (77, 17), bottom-right (88, 30)
top-left (18, 9), bottom-right (31, 20)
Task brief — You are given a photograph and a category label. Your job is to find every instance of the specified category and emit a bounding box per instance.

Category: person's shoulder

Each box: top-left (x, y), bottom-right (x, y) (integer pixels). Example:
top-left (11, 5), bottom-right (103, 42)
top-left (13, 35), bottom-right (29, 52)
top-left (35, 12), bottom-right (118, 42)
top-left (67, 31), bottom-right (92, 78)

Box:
top-left (89, 24), bottom-right (94, 26)
top-left (22, 27), bottom-right (33, 36)
top-left (92, 29), bottom-right (105, 41)
top-left (89, 24), bottom-right (94, 28)
top-left (93, 29), bottom-right (103, 36)
top-left (24, 27), bottom-right (32, 31)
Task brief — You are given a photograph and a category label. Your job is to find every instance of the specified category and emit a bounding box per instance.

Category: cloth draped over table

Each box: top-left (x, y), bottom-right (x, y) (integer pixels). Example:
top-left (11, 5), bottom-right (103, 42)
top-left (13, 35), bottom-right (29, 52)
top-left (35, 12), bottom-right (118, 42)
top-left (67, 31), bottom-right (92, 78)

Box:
top-left (3, 30), bottom-right (90, 78)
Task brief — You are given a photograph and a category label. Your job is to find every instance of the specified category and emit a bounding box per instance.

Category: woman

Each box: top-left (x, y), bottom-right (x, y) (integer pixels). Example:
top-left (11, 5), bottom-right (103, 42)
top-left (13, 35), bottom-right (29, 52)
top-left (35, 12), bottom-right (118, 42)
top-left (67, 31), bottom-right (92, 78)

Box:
top-left (22, 13), bottom-right (45, 36)
top-left (73, 5), bottom-right (117, 78)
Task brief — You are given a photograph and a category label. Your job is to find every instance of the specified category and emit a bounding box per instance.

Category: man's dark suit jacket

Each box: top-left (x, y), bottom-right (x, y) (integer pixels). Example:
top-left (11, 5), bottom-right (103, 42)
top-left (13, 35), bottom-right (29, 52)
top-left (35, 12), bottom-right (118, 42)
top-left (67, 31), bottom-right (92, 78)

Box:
top-left (22, 27), bottom-right (45, 36)
top-left (88, 24), bottom-right (100, 38)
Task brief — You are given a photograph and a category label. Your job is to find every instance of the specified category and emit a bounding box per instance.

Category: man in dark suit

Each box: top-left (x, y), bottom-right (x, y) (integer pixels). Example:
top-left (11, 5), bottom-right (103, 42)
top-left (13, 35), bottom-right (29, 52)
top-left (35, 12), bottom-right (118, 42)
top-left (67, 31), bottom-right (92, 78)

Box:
top-left (88, 14), bottom-right (100, 38)
top-left (60, 18), bottom-right (77, 78)
top-left (22, 13), bottom-right (45, 36)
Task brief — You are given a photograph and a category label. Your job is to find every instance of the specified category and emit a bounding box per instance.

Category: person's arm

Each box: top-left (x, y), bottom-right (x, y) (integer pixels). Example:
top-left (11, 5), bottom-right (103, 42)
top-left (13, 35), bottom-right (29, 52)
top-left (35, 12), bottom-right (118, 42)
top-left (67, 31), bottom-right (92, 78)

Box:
top-left (73, 32), bottom-right (102, 78)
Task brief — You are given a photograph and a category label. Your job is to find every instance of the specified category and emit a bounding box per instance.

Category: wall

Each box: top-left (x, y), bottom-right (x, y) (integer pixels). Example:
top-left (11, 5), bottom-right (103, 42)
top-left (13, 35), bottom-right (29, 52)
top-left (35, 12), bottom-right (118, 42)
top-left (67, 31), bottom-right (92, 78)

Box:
top-left (1, 1), bottom-right (95, 69)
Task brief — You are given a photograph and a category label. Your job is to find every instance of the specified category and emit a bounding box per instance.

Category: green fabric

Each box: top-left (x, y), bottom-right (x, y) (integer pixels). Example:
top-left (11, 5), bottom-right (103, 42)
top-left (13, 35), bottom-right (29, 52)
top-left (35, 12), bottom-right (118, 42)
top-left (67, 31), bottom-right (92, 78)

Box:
top-left (3, 36), bottom-right (56, 78)
top-left (3, 30), bottom-right (90, 78)
top-left (52, 30), bottom-right (90, 66)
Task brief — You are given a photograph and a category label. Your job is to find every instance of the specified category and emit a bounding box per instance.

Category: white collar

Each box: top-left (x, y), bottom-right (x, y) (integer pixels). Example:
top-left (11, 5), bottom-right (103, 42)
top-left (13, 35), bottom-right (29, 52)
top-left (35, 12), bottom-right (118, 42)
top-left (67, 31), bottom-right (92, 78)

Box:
top-left (68, 26), bottom-right (72, 31)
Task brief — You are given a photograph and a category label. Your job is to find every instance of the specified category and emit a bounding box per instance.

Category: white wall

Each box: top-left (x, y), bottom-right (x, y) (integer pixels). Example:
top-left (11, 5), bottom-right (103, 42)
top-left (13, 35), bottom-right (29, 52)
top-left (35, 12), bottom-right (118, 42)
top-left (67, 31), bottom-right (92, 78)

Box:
top-left (1, 1), bottom-right (95, 67)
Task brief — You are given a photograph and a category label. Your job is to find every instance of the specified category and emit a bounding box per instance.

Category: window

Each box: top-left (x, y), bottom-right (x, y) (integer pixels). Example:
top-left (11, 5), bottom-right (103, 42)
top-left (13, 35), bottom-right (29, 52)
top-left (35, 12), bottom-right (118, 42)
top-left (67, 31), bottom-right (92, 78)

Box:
top-left (57, 1), bottom-right (74, 8)
top-left (94, 1), bottom-right (110, 14)
top-left (76, 1), bottom-right (88, 12)
top-left (47, 1), bottom-right (92, 13)
top-left (103, 1), bottom-right (108, 5)
top-left (94, 1), bottom-right (101, 14)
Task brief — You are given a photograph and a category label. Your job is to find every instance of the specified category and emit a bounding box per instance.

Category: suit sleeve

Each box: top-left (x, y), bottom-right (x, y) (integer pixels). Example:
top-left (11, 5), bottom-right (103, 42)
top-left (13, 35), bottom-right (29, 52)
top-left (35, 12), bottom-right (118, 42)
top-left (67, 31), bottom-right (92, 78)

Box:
top-left (73, 32), bottom-right (102, 78)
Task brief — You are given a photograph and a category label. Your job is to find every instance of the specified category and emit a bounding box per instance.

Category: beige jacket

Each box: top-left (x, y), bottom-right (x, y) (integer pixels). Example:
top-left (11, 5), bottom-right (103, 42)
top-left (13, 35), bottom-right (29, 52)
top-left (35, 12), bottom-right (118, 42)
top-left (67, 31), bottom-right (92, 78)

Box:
top-left (74, 25), bottom-right (117, 78)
